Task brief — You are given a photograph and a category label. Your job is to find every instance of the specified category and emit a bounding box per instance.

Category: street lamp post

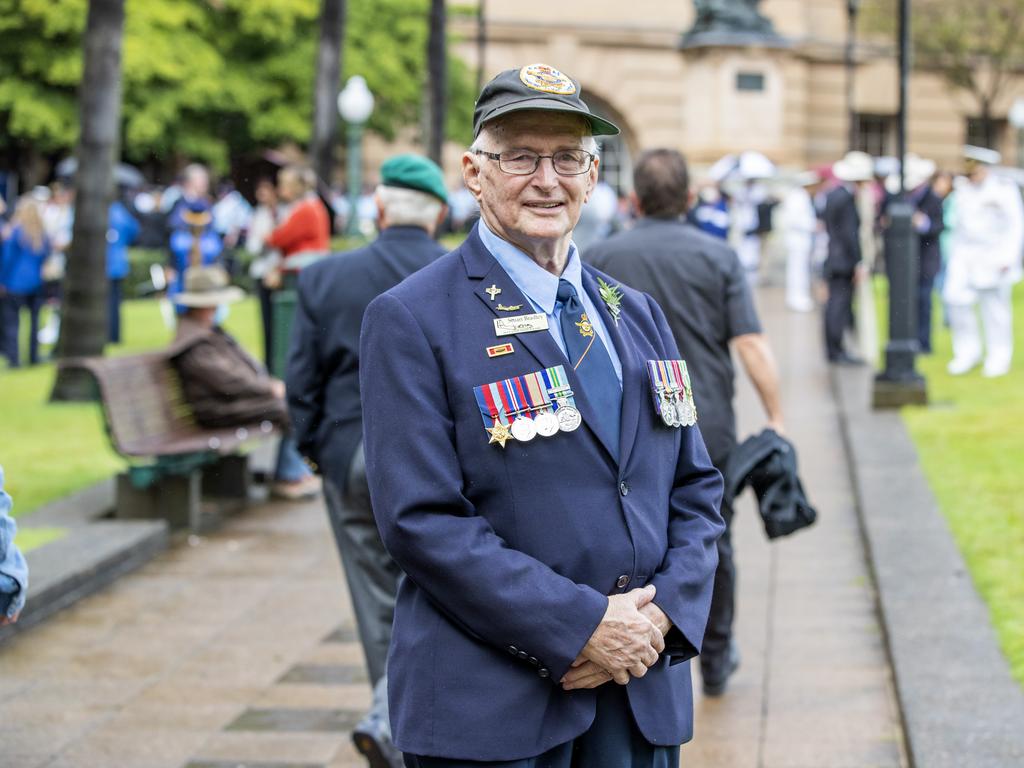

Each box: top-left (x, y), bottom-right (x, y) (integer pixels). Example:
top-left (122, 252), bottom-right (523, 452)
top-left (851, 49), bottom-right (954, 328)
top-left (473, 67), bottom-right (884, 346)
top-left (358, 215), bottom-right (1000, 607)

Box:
top-left (846, 0), bottom-right (861, 151)
top-left (337, 75), bottom-right (375, 238)
top-left (872, 0), bottom-right (927, 408)
top-left (1009, 98), bottom-right (1024, 168)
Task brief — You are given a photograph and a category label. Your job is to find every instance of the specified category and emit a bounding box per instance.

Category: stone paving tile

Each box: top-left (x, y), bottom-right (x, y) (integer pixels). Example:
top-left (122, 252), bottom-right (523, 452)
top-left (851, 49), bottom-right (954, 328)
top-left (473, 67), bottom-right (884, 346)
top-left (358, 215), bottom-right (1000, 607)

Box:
top-left (43, 724), bottom-right (212, 768)
top-left (192, 732), bottom-right (347, 765)
top-left (277, 664), bottom-right (368, 685)
top-left (226, 707), bottom-right (364, 733)
top-left (254, 682), bottom-right (372, 711)
top-left (322, 625), bottom-right (359, 644)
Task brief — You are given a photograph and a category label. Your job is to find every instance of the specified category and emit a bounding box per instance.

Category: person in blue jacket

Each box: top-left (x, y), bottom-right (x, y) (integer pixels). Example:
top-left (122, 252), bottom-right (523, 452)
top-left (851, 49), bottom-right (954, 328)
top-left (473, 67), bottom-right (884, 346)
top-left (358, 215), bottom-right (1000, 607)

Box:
top-left (0, 196), bottom-right (49, 367)
top-left (168, 199), bottom-right (223, 314)
top-left (107, 194), bottom-right (140, 344)
top-left (0, 466), bottom-right (28, 626)
top-left (360, 65), bottom-right (725, 767)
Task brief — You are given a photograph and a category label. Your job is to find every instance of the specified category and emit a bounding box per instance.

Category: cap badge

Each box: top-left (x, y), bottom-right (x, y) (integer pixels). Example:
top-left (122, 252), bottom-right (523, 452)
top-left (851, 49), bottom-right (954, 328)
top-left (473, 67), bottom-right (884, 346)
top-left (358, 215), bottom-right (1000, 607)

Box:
top-left (519, 64), bottom-right (576, 95)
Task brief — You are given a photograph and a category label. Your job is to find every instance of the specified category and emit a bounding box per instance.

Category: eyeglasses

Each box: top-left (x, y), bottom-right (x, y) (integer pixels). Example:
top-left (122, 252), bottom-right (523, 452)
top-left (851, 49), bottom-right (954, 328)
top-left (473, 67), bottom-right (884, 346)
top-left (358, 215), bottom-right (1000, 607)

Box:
top-left (473, 148), bottom-right (595, 176)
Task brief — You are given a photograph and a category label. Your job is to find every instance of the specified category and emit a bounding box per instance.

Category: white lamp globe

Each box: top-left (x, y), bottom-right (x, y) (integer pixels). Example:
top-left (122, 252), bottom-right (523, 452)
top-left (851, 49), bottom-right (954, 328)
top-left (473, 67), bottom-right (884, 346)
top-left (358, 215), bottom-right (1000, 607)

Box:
top-left (338, 75), bottom-right (375, 125)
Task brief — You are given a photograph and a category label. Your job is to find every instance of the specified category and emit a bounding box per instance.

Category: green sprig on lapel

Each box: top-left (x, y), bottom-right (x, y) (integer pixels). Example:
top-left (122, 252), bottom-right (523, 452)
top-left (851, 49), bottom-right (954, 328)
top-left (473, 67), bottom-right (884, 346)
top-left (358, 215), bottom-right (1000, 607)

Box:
top-left (597, 277), bottom-right (623, 327)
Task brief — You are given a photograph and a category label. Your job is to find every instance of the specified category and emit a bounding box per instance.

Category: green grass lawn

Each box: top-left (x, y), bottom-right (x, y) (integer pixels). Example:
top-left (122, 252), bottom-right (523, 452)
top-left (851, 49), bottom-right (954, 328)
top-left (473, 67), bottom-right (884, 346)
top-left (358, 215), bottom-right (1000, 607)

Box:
top-left (876, 279), bottom-right (1024, 685)
top-left (1, 298), bottom-right (262, 551)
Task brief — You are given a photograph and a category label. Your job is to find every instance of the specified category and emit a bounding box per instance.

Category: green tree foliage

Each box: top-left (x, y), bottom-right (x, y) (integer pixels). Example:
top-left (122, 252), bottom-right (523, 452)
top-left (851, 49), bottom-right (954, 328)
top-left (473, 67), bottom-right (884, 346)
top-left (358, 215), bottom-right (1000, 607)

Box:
top-left (861, 0), bottom-right (1024, 144)
top-left (0, 0), bottom-right (474, 173)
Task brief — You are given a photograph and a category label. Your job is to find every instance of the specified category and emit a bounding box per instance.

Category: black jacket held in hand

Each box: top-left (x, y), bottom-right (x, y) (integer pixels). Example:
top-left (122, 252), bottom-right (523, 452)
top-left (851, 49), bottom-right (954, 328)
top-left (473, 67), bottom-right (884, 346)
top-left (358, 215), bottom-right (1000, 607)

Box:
top-left (724, 429), bottom-right (817, 539)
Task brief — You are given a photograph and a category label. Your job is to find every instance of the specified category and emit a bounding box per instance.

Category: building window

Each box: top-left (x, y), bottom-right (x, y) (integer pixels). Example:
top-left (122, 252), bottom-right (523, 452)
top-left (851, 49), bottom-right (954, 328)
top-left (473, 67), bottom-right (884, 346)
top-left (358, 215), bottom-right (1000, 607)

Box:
top-left (854, 113), bottom-right (897, 157)
top-left (736, 72), bottom-right (765, 92)
top-left (965, 117), bottom-right (1006, 150)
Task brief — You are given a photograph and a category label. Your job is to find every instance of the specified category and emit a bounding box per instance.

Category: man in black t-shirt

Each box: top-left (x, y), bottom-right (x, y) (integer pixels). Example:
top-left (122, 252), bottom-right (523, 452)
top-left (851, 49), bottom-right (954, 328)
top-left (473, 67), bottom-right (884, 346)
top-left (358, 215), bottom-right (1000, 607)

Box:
top-left (586, 148), bottom-right (784, 696)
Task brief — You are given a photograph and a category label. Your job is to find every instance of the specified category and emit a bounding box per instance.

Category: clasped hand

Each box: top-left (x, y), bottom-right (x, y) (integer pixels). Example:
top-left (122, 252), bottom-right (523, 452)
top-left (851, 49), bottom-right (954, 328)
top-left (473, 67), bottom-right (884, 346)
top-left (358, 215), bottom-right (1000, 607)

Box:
top-left (560, 584), bottom-right (668, 690)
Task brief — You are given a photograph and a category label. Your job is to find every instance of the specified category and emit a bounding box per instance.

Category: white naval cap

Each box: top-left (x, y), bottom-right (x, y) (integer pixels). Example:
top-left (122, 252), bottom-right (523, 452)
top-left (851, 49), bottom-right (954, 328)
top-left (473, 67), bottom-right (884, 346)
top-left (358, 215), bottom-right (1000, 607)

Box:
top-left (963, 145), bottom-right (1002, 165)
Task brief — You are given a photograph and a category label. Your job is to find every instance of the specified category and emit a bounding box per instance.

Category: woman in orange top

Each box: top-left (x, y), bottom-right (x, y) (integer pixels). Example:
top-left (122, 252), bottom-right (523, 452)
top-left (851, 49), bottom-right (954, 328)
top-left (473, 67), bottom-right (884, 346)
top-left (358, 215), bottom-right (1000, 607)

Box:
top-left (266, 165), bottom-right (330, 262)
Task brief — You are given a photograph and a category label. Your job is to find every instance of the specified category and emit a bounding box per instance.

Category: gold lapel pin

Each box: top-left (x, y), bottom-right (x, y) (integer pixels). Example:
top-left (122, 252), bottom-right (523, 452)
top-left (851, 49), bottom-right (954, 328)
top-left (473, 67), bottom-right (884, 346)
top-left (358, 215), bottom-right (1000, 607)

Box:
top-left (485, 284), bottom-right (502, 301)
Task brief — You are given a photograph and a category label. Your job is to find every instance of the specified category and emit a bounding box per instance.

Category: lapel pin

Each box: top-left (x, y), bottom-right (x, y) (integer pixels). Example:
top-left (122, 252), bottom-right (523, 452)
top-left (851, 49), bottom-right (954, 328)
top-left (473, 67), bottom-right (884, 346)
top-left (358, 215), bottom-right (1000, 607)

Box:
top-left (485, 284), bottom-right (502, 301)
top-left (497, 303), bottom-right (523, 312)
top-left (487, 342), bottom-right (515, 358)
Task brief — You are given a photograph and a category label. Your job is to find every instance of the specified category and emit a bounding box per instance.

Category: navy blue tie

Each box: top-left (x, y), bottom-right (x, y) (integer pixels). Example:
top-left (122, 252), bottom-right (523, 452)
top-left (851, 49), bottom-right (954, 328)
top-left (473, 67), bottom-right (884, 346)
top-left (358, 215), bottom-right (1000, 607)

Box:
top-left (556, 279), bottom-right (621, 460)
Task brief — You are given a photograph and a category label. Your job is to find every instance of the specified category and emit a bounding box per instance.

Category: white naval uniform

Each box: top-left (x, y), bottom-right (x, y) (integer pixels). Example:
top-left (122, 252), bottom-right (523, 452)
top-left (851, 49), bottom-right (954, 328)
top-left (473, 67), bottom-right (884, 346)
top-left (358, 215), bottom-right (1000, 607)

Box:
top-left (943, 173), bottom-right (1024, 376)
top-left (778, 185), bottom-right (817, 312)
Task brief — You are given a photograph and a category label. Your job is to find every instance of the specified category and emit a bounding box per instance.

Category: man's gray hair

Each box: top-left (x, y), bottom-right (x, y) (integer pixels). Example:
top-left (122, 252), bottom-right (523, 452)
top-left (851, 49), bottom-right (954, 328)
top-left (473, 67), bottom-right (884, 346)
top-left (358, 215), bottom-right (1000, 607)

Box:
top-left (376, 185), bottom-right (443, 229)
top-left (470, 125), bottom-right (600, 156)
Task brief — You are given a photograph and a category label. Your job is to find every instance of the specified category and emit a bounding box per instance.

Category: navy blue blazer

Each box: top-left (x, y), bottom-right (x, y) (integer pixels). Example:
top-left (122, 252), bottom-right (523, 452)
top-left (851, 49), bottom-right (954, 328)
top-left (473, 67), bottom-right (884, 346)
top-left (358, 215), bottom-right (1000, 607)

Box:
top-left (359, 227), bottom-right (725, 761)
top-left (287, 227), bottom-right (446, 487)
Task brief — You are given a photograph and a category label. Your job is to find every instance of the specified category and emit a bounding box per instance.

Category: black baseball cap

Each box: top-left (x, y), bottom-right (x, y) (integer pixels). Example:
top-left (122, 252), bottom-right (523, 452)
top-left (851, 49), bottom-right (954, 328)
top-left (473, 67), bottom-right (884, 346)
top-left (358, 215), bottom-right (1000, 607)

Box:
top-left (473, 64), bottom-right (620, 139)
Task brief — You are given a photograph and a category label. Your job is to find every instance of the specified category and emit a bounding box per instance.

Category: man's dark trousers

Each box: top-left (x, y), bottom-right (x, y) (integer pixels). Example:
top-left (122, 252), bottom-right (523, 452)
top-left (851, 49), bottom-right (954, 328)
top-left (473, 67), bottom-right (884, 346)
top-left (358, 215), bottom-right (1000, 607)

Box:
top-left (322, 443), bottom-right (400, 686)
top-left (404, 686), bottom-right (679, 768)
top-left (824, 274), bottom-right (855, 360)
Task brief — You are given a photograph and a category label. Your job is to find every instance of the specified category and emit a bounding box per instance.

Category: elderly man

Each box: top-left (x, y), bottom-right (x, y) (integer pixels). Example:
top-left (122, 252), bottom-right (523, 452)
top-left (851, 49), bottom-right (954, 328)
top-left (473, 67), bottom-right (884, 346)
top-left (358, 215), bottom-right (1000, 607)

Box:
top-left (944, 146), bottom-right (1024, 377)
top-left (587, 148), bottom-right (784, 697)
top-left (359, 64), bottom-right (724, 767)
top-left (287, 154), bottom-right (449, 768)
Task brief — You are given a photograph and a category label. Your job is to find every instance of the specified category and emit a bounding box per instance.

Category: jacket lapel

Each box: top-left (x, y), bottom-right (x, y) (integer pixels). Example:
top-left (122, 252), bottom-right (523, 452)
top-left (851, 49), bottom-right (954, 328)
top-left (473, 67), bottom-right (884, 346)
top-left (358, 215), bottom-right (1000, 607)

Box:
top-left (460, 229), bottom-right (618, 464)
top-left (582, 267), bottom-right (642, 470)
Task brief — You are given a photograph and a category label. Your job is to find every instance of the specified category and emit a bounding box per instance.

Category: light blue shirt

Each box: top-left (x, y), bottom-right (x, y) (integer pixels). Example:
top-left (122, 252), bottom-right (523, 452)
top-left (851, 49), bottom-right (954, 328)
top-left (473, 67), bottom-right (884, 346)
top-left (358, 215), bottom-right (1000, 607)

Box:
top-left (477, 218), bottom-right (622, 385)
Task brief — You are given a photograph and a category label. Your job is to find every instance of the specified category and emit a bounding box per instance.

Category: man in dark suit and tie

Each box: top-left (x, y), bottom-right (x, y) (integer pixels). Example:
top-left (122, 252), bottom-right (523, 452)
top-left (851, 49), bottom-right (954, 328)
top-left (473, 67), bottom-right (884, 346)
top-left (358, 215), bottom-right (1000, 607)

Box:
top-left (823, 150), bottom-right (874, 365)
top-left (586, 148), bottom-right (784, 697)
top-left (359, 64), bottom-right (725, 767)
top-left (286, 154), bottom-right (449, 768)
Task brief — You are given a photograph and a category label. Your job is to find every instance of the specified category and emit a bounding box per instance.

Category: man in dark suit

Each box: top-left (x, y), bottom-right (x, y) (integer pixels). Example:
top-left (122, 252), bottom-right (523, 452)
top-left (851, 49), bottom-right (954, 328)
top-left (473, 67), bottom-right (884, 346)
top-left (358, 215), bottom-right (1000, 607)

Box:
top-left (286, 154), bottom-right (448, 768)
top-left (586, 148), bottom-right (784, 696)
top-left (359, 65), bottom-right (724, 767)
top-left (823, 150), bottom-right (874, 364)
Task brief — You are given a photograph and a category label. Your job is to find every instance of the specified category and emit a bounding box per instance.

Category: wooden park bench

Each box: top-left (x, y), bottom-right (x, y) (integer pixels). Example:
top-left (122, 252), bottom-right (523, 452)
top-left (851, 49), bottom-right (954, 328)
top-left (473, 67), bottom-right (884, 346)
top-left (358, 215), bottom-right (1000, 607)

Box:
top-left (61, 352), bottom-right (280, 530)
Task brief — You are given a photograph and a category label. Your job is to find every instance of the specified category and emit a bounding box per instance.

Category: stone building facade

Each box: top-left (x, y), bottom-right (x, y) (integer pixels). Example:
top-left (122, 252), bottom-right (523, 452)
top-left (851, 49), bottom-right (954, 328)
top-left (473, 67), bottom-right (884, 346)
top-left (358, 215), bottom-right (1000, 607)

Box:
top-left (439, 0), bottom-right (1024, 189)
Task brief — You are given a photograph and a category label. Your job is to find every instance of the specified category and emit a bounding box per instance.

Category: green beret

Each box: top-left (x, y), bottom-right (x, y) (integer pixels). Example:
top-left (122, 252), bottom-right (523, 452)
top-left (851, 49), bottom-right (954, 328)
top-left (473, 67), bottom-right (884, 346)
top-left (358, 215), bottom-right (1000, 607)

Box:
top-left (380, 154), bottom-right (448, 204)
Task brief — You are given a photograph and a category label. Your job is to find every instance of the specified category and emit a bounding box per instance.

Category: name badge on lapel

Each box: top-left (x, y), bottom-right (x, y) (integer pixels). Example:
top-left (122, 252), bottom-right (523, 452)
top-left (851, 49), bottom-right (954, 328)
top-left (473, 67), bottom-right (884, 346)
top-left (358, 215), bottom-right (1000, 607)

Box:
top-left (646, 360), bottom-right (698, 428)
top-left (493, 313), bottom-right (549, 337)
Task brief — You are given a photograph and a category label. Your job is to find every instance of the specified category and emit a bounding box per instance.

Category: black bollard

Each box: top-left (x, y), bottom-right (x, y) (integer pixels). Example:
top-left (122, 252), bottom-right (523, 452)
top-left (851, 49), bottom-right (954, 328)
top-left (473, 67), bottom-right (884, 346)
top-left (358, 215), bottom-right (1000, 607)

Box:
top-left (872, 199), bottom-right (927, 407)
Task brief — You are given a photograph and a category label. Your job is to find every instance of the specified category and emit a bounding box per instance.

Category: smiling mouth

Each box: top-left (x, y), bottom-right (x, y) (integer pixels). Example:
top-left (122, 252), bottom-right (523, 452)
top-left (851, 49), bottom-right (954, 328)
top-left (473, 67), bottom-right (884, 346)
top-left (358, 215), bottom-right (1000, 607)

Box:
top-left (524, 201), bottom-right (565, 210)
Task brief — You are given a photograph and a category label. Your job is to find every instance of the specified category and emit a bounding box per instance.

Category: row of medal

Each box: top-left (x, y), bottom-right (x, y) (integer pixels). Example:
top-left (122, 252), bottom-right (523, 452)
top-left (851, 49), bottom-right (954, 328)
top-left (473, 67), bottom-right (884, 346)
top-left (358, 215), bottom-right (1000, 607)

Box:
top-left (647, 360), bottom-right (698, 428)
top-left (474, 365), bottom-right (582, 446)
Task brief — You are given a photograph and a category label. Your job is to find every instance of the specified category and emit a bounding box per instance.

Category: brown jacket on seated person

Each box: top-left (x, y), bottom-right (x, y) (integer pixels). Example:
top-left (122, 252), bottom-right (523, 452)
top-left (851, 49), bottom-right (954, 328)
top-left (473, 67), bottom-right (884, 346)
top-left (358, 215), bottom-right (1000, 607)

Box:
top-left (167, 266), bottom-right (289, 430)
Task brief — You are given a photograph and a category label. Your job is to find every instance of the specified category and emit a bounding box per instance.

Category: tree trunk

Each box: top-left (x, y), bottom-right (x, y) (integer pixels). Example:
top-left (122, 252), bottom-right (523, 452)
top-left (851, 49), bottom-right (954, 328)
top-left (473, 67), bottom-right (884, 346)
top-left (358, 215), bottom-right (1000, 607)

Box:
top-left (426, 0), bottom-right (447, 165)
top-left (311, 0), bottom-right (346, 190)
top-left (50, 0), bottom-right (125, 402)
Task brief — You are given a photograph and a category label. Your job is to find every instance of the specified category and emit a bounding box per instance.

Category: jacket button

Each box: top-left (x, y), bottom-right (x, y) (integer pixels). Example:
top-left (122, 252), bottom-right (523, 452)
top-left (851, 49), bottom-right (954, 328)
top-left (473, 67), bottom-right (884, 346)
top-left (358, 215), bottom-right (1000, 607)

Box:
top-left (616, 575), bottom-right (630, 589)
top-left (517, 650), bottom-right (528, 660)
top-left (619, 481), bottom-right (629, 496)
top-left (507, 645), bottom-right (518, 656)
top-left (538, 668), bottom-right (550, 678)
top-left (529, 656), bottom-right (539, 666)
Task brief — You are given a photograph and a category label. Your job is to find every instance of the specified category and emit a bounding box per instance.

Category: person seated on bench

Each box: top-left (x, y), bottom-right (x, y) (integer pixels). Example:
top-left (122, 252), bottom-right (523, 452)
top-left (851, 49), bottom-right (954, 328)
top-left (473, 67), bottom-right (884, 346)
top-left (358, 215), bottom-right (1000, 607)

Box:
top-left (168, 266), bottom-right (320, 500)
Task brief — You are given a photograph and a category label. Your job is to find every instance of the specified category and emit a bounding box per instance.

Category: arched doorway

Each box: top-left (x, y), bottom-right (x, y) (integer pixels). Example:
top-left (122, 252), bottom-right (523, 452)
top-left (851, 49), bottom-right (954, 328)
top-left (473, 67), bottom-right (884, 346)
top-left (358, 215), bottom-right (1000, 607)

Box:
top-left (580, 90), bottom-right (637, 195)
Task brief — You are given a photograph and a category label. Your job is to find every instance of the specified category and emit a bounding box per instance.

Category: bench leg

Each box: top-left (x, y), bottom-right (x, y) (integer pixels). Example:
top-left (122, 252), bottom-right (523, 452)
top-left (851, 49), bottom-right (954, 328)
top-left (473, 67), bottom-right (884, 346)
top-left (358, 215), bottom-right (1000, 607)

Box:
top-left (116, 470), bottom-right (201, 530)
top-left (202, 455), bottom-right (251, 499)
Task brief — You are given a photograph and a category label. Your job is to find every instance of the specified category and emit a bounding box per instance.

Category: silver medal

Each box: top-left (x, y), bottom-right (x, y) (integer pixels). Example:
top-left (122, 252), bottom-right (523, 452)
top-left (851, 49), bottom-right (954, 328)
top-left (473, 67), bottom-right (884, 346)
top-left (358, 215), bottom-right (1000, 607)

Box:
top-left (676, 398), bottom-right (694, 426)
top-left (556, 405), bottom-right (582, 432)
top-left (534, 410), bottom-right (560, 437)
top-left (510, 416), bottom-right (537, 442)
top-left (660, 393), bottom-right (678, 427)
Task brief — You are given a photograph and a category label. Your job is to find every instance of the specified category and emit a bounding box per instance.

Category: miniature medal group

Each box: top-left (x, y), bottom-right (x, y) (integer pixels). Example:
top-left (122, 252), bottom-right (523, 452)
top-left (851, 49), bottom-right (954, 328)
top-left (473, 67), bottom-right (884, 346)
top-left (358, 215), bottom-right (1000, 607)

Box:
top-left (474, 366), bottom-right (581, 448)
top-left (646, 360), bottom-right (698, 428)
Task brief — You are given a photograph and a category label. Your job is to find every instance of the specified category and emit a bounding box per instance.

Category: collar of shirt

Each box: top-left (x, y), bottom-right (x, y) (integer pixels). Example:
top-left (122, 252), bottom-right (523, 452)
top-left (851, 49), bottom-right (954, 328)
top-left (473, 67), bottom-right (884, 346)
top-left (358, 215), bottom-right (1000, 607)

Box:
top-left (476, 216), bottom-right (583, 314)
top-left (476, 217), bottom-right (623, 385)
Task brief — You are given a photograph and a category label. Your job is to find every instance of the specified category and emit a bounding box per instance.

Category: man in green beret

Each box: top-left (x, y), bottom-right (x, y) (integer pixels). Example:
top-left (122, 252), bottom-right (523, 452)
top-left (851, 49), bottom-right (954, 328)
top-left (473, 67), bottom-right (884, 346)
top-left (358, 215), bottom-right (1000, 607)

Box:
top-left (286, 154), bottom-right (449, 768)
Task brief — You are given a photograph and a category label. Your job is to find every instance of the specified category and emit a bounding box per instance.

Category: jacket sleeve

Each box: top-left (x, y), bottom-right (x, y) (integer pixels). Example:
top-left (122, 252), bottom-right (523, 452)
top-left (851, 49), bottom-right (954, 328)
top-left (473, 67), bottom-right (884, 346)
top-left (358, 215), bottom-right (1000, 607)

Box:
top-left (286, 273), bottom-right (326, 463)
top-left (266, 204), bottom-right (312, 253)
top-left (0, 467), bottom-right (28, 621)
top-left (360, 292), bottom-right (609, 681)
top-left (644, 295), bottom-right (726, 662)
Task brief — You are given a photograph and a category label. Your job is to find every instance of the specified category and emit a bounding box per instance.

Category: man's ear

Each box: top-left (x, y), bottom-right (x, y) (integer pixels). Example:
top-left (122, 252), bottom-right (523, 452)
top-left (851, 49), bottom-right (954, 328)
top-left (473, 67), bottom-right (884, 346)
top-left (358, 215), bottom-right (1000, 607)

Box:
top-left (463, 152), bottom-right (483, 200)
top-left (584, 157), bottom-right (599, 203)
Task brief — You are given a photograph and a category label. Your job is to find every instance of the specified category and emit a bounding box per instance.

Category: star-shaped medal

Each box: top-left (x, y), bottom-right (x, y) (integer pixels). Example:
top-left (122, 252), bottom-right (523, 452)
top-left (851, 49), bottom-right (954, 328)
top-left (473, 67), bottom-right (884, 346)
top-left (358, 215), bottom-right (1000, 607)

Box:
top-left (486, 420), bottom-right (514, 448)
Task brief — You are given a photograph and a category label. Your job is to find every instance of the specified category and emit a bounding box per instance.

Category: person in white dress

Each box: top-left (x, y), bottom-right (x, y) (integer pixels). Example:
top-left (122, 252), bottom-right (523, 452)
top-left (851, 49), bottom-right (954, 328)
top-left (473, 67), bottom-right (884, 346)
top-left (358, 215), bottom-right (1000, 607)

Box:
top-left (779, 171), bottom-right (820, 312)
top-left (943, 145), bottom-right (1024, 378)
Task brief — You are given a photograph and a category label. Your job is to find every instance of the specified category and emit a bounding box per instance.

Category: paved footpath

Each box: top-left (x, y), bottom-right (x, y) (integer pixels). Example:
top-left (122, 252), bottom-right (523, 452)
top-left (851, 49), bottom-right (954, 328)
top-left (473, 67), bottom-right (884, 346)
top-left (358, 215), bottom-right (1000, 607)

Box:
top-left (1, 286), bottom-right (906, 768)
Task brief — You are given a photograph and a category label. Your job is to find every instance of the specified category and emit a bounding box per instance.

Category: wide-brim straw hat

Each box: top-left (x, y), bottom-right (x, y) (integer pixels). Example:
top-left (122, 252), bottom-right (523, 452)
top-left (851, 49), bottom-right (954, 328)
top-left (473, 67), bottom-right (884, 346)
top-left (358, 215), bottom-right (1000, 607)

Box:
top-left (175, 266), bottom-right (244, 308)
top-left (833, 151), bottom-right (875, 183)
top-left (904, 154), bottom-right (937, 190)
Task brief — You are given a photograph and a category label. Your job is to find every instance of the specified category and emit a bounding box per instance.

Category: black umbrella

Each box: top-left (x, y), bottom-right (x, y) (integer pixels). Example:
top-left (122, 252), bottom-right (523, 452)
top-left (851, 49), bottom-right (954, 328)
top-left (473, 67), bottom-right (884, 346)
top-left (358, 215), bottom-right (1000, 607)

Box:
top-left (54, 157), bottom-right (146, 188)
